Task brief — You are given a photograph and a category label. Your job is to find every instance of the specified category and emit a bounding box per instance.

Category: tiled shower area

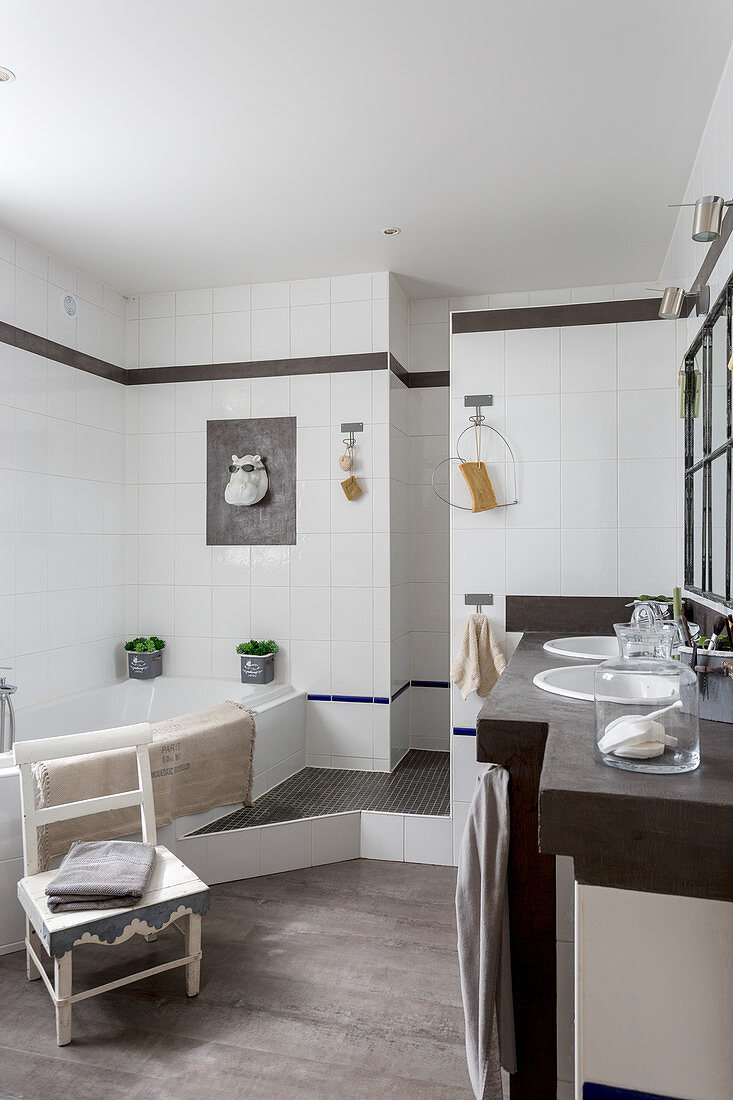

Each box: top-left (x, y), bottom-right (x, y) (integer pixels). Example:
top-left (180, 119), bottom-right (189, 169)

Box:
top-left (191, 749), bottom-right (450, 833)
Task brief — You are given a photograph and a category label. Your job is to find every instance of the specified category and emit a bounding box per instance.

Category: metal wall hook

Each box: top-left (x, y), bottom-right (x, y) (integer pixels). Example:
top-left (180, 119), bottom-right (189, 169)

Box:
top-left (341, 422), bottom-right (363, 448)
top-left (465, 593), bottom-right (493, 613)
top-left (431, 395), bottom-right (519, 510)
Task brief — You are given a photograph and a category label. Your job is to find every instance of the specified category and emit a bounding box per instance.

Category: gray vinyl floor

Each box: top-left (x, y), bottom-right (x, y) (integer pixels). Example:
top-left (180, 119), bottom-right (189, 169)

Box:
top-left (0, 859), bottom-right (472, 1100)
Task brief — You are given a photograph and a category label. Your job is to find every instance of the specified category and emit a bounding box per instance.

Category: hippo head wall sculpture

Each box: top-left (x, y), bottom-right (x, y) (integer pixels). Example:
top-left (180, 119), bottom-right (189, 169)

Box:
top-left (224, 454), bottom-right (268, 507)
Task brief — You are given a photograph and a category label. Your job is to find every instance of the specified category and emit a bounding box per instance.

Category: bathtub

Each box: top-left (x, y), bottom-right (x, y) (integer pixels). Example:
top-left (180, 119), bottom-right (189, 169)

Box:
top-left (0, 675), bottom-right (306, 953)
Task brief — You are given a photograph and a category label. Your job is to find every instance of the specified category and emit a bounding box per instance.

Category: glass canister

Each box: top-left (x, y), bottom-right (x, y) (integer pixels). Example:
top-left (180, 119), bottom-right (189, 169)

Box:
top-left (594, 623), bottom-right (700, 774)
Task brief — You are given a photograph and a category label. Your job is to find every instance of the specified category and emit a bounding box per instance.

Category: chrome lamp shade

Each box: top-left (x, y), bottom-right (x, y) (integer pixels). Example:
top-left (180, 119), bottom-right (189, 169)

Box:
top-left (692, 195), bottom-right (726, 242)
top-left (659, 287), bottom-right (686, 319)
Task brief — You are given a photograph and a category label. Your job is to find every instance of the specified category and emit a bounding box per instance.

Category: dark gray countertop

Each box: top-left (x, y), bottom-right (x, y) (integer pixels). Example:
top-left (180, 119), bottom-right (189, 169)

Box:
top-left (476, 633), bottom-right (733, 901)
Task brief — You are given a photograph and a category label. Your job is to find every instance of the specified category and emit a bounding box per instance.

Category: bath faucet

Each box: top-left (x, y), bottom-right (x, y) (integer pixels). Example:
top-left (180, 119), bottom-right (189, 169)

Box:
top-left (0, 668), bottom-right (17, 754)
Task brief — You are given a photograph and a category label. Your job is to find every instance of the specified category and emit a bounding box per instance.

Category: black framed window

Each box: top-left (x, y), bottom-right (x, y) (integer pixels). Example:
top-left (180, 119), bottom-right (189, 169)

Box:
top-left (684, 274), bottom-right (733, 605)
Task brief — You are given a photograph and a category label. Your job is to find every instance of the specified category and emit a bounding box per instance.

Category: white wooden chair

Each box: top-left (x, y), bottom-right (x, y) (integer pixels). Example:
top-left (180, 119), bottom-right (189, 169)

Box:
top-left (13, 722), bottom-right (209, 1046)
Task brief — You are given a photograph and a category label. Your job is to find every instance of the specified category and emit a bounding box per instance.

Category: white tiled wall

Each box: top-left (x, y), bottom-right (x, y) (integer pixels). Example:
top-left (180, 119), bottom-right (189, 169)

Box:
top-left (660, 42), bottom-right (733, 317)
top-left (128, 272), bottom-right (389, 368)
top-left (449, 306), bottom-right (684, 738)
top-left (126, 367), bottom-right (392, 771)
top-left (0, 228), bottom-right (128, 710)
top-left (124, 271), bottom-right (394, 772)
top-left (659, 40), bottom-right (733, 621)
top-left (447, 285), bottom-right (684, 1100)
top-left (403, 284), bottom-right (663, 754)
top-left (408, 385), bottom-right (450, 750)
top-left (0, 227), bottom-right (127, 367)
top-left (389, 372), bottom-right (409, 767)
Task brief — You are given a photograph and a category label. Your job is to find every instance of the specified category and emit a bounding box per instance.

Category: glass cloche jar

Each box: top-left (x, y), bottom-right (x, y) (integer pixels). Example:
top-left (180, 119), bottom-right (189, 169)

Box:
top-left (594, 623), bottom-right (700, 774)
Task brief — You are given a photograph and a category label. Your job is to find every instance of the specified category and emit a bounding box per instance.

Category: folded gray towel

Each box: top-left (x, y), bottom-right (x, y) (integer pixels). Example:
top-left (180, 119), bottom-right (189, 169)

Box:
top-left (45, 840), bottom-right (156, 913)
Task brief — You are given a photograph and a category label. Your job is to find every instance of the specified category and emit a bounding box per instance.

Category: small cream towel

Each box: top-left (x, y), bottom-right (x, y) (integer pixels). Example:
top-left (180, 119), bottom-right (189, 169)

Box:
top-left (451, 613), bottom-right (507, 699)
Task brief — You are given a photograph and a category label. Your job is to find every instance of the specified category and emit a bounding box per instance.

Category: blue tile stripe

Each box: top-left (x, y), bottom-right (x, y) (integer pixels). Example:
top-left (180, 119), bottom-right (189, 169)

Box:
top-left (390, 682), bottom-right (410, 702)
top-left (307, 680), bottom-right (451, 705)
top-left (307, 693), bottom-right (390, 704)
top-left (584, 1086), bottom-right (675, 1100)
top-left (452, 726), bottom-right (476, 736)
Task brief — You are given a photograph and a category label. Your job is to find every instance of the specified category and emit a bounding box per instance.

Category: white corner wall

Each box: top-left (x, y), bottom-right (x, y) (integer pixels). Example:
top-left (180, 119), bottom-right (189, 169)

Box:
top-left (126, 272), bottom-right (397, 772)
top-left (0, 227), bottom-right (128, 708)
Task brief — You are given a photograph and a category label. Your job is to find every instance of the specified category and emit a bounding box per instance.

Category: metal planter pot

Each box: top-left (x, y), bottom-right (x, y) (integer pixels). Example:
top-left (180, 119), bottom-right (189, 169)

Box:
top-left (127, 650), bottom-right (163, 680)
top-left (681, 646), bottom-right (733, 724)
top-left (240, 653), bottom-right (275, 684)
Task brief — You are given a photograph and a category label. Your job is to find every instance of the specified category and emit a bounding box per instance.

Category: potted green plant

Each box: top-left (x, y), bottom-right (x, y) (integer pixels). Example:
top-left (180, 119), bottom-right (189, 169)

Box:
top-left (236, 639), bottom-right (279, 684)
top-left (124, 636), bottom-right (166, 680)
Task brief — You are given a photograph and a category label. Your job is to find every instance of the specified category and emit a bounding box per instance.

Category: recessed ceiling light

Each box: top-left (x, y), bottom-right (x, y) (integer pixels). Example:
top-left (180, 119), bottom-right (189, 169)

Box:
top-left (382, 226), bottom-right (401, 236)
top-left (0, 68), bottom-right (16, 83)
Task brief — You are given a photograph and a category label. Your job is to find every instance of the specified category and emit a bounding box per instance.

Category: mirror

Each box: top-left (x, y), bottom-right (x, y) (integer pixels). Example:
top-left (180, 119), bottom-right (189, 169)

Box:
top-left (684, 275), bottom-right (732, 605)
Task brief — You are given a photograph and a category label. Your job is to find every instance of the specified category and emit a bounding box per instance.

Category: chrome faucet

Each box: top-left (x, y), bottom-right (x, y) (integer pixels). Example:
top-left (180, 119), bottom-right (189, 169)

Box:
top-left (629, 600), bottom-right (665, 628)
top-left (0, 668), bottom-right (17, 754)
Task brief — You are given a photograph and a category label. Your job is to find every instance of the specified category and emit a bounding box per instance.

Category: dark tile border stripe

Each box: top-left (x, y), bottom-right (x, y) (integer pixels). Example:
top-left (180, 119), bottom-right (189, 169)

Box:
top-left (389, 354), bottom-right (448, 388)
top-left (411, 680), bottom-right (450, 688)
top-left (0, 320), bottom-right (127, 384)
top-left (506, 594), bottom-right (635, 634)
top-left (690, 203), bottom-right (733, 294)
top-left (389, 352), bottom-right (410, 387)
top-left (583, 1085), bottom-right (674, 1100)
top-left (453, 726), bottom-right (476, 736)
top-left (451, 296), bottom-right (694, 334)
top-left (0, 326), bottom-right (447, 389)
top-left (409, 370), bottom-right (449, 387)
top-left (128, 351), bottom-right (388, 385)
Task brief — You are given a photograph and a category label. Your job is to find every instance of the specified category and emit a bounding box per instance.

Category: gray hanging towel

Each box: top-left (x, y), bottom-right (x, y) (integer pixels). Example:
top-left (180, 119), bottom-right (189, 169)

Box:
top-left (456, 765), bottom-right (517, 1099)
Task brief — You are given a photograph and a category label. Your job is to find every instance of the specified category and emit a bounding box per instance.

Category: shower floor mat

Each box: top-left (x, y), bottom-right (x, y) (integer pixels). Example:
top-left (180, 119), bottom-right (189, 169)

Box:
top-left (189, 749), bottom-right (449, 834)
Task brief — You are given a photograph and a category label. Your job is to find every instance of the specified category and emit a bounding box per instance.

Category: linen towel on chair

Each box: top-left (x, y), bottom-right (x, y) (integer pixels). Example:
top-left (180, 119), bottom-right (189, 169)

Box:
top-left (451, 613), bottom-right (507, 699)
top-left (456, 765), bottom-right (516, 1099)
top-left (35, 701), bottom-right (256, 869)
top-left (45, 840), bottom-right (156, 913)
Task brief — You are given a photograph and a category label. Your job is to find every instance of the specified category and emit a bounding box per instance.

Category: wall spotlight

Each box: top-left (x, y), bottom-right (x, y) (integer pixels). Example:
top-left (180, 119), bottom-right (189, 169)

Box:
top-left (653, 285), bottom-right (710, 320)
top-left (669, 195), bottom-right (733, 242)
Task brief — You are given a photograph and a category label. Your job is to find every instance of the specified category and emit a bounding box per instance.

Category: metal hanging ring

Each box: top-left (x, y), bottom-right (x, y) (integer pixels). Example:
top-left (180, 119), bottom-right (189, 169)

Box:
top-left (430, 422), bottom-right (519, 510)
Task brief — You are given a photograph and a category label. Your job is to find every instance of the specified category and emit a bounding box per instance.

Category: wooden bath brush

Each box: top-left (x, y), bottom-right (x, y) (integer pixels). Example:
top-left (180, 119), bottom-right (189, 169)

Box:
top-left (458, 414), bottom-right (498, 512)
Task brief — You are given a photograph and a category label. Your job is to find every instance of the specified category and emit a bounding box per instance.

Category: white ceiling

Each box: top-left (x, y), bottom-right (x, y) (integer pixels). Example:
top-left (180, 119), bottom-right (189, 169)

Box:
top-left (2, 1), bottom-right (732, 298)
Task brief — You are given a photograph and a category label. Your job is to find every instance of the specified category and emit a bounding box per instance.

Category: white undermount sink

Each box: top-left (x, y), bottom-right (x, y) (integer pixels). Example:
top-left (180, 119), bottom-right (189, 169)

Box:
top-left (543, 636), bottom-right (619, 660)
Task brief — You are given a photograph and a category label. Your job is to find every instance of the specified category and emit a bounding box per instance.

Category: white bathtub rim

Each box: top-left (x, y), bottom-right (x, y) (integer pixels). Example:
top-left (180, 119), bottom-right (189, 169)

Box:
top-left (0, 679), bottom-right (304, 777)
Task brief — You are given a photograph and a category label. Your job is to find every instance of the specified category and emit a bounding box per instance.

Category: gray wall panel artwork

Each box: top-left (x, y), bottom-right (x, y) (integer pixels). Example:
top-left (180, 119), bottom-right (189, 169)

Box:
top-left (206, 417), bottom-right (296, 545)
